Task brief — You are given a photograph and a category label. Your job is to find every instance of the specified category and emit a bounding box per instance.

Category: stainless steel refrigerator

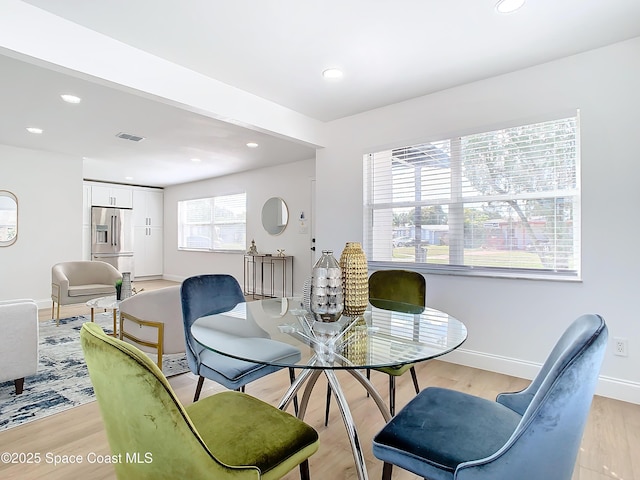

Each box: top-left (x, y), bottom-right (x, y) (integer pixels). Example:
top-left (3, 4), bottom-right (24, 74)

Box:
top-left (91, 206), bottom-right (134, 275)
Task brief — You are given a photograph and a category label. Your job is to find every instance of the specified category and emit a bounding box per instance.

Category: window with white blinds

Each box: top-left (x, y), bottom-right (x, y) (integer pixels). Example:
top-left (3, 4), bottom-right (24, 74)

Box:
top-left (363, 114), bottom-right (580, 279)
top-left (178, 193), bottom-right (246, 252)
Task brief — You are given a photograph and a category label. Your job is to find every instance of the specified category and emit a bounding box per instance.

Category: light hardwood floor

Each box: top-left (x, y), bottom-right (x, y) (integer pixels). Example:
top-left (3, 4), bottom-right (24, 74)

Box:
top-left (0, 280), bottom-right (638, 480)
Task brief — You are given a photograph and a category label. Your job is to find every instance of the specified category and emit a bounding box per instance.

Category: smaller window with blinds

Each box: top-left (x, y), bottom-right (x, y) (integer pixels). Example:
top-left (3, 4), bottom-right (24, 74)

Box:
top-left (363, 114), bottom-right (580, 279)
top-left (178, 193), bottom-right (247, 252)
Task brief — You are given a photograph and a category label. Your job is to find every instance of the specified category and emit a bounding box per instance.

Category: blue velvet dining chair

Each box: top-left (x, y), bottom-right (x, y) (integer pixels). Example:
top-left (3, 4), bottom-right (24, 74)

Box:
top-left (181, 274), bottom-right (299, 404)
top-left (372, 313), bottom-right (608, 480)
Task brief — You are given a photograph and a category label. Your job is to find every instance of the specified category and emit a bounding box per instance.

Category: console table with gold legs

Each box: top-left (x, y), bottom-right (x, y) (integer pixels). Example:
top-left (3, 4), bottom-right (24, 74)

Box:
top-left (243, 254), bottom-right (293, 298)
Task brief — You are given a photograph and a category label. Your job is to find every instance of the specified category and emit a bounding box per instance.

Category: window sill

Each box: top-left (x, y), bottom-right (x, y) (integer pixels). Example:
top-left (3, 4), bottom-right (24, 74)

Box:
top-left (178, 248), bottom-right (245, 254)
top-left (369, 261), bottom-right (582, 282)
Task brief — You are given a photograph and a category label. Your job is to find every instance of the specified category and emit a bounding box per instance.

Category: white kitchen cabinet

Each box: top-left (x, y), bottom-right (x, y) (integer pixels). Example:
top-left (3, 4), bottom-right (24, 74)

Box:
top-left (82, 225), bottom-right (91, 261)
top-left (133, 187), bottom-right (164, 278)
top-left (82, 184), bottom-right (92, 226)
top-left (82, 184), bottom-right (92, 260)
top-left (91, 183), bottom-right (133, 208)
top-left (133, 188), bottom-right (163, 227)
top-left (134, 225), bottom-right (163, 277)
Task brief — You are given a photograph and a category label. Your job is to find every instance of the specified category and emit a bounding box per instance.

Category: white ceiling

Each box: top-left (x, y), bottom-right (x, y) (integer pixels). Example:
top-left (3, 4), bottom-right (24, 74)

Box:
top-left (2, 0), bottom-right (640, 187)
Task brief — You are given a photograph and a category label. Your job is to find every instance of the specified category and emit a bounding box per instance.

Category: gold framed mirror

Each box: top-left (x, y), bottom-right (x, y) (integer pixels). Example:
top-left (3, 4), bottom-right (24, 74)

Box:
top-left (0, 190), bottom-right (18, 246)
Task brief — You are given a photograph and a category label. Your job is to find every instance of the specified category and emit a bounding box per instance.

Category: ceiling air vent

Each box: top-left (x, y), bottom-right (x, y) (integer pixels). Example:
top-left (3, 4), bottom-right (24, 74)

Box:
top-left (116, 132), bottom-right (145, 142)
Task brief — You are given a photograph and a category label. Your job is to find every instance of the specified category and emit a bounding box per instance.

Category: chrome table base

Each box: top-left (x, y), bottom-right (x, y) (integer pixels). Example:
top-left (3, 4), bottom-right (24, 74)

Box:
top-left (278, 357), bottom-right (392, 480)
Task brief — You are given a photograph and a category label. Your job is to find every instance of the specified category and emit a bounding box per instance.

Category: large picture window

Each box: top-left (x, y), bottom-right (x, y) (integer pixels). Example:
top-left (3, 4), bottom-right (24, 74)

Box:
top-left (178, 193), bottom-right (246, 252)
top-left (364, 115), bottom-right (580, 279)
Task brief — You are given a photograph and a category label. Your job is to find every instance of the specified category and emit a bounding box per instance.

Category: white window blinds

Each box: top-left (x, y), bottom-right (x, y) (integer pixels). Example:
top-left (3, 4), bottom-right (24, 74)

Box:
top-left (363, 115), bottom-right (580, 278)
top-left (178, 193), bottom-right (247, 251)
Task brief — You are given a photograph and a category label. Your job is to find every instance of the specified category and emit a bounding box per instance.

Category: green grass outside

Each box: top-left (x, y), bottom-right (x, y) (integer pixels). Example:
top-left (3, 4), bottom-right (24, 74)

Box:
top-left (392, 245), bottom-right (556, 269)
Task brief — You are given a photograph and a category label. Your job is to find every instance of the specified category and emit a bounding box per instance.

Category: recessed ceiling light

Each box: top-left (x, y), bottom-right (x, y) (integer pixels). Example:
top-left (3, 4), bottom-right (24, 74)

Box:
top-left (26, 127), bottom-right (43, 134)
top-left (125, 176), bottom-right (134, 181)
top-left (246, 142), bottom-right (259, 148)
top-left (191, 158), bottom-right (201, 162)
top-left (322, 68), bottom-right (343, 79)
top-left (60, 94), bottom-right (82, 104)
top-left (495, 0), bottom-right (525, 14)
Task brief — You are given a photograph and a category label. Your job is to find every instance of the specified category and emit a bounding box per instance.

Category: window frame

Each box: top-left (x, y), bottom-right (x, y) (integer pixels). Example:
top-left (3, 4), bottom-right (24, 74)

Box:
top-left (177, 192), bottom-right (247, 253)
top-left (363, 114), bottom-right (581, 281)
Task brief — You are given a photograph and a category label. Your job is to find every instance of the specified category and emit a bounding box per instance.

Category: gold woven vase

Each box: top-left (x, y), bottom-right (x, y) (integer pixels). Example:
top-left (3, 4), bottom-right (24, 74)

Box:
top-left (339, 242), bottom-right (368, 317)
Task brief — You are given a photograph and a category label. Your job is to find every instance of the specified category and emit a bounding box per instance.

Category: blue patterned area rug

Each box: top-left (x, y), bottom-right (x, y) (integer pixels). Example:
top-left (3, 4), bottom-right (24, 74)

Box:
top-left (0, 313), bottom-right (189, 431)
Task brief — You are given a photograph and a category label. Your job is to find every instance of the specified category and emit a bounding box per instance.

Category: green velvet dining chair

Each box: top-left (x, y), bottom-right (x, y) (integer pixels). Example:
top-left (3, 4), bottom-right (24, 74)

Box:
top-left (80, 322), bottom-right (319, 480)
top-left (325, 269), bottom-right (426, 425)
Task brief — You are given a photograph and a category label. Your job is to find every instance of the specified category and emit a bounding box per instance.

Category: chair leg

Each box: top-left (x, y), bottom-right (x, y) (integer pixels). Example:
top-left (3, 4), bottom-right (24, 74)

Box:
top-left (410, 366), bottom-right (420, 394)
top-left (193, 375), bottom-right (205, 402)
top-left (14, 378), bottom-right (24, 395)
top-left (289, 367), bottom-right (299, 415)
top-left (382, 462), bottom-right (393, 480)
top-left (299, 459), bottom-right (311, 480)
top-left (325, 382), bottom-right (332, 426)
top-left (389, 376), bottom-right (396, 416)
top-left (366, 368), bottom-right (371, 397)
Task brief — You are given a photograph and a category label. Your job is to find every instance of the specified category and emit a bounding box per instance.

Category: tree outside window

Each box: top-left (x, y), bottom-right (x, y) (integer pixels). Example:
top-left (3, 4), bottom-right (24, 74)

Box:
top-left (364, 115), bottom-right (580, 278)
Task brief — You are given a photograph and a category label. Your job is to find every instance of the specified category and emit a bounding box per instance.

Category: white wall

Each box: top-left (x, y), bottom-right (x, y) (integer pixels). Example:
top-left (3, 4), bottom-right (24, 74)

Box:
top-left (3, 37), bottom-right (637, 403)
top-left (315, 37), bottom-right (640, 404)
top-left (0, 144), bottom-right (83, 304)
top-left (163, 158), bottom-right (315, 293)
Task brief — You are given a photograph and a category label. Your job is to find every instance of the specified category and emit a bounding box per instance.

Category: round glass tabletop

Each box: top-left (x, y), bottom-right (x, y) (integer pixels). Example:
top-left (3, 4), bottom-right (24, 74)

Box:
top-left (191, 297), bottom-right (467, 370)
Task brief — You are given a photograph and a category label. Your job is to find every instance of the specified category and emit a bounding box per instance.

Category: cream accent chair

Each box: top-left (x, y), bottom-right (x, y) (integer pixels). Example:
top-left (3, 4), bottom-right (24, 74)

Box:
top-left (118, 285), bottom-right (185, 369)
top-left (51, 261), bottom-right (122, 324)
top-left (0, 299), bottom-right (38, 394)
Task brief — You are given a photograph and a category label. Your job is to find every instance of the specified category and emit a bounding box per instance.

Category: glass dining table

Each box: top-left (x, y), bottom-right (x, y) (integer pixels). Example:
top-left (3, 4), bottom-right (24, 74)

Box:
top-left (191, 297), bottom-right (467, 480)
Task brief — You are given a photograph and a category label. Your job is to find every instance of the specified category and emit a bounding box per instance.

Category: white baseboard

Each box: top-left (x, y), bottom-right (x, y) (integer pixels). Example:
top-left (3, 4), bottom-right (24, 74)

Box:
top-left (161, 274), bottom-right (186, 283)
top-left (596, 375), bottom-right (640, 405)
top-left (443, 348), bottom-right (640, 405)
top-left (35, 298), bottom-right (53, 310)
top-left (32, 291), bottom-right (640, 405)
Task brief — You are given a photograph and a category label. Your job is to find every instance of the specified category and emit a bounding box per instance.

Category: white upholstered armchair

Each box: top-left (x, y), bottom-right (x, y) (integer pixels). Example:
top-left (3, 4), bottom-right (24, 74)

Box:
top-left (51, 261), bottom-right (122, 323)
top-left (118, 285), bottom-right (185, 369)
top-left (0, 299), bottom-right (39, 394)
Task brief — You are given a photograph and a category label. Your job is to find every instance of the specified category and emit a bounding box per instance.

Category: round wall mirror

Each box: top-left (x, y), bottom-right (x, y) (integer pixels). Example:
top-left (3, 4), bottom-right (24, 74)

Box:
top-left (0, 190), bottom-right (18, 247)
top-left (261, 197), bottom-right (289, 235)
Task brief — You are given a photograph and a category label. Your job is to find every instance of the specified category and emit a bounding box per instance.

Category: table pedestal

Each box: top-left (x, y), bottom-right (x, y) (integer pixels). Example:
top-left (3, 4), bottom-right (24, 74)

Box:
top-left (278, 359), bottom-right (392, 480)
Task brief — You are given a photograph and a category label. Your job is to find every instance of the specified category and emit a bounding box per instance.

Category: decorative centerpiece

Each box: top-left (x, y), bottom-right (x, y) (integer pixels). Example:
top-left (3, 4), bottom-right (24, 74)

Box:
top-left (310, 250), bottom-right (343, 323)
top-left (343, 316), bottom-right (368, 364)
top-left (339, 242), bottom-right (368, 317)
top-left (121, 272), bottom-right (132, 299)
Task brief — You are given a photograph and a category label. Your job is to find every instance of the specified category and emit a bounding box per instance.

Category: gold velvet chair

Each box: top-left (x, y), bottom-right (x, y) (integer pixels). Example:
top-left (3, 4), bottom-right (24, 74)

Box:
top-left (325, 269), bottom-right (426, 425)
top-left (80, 322), bottom-right (319, 479)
